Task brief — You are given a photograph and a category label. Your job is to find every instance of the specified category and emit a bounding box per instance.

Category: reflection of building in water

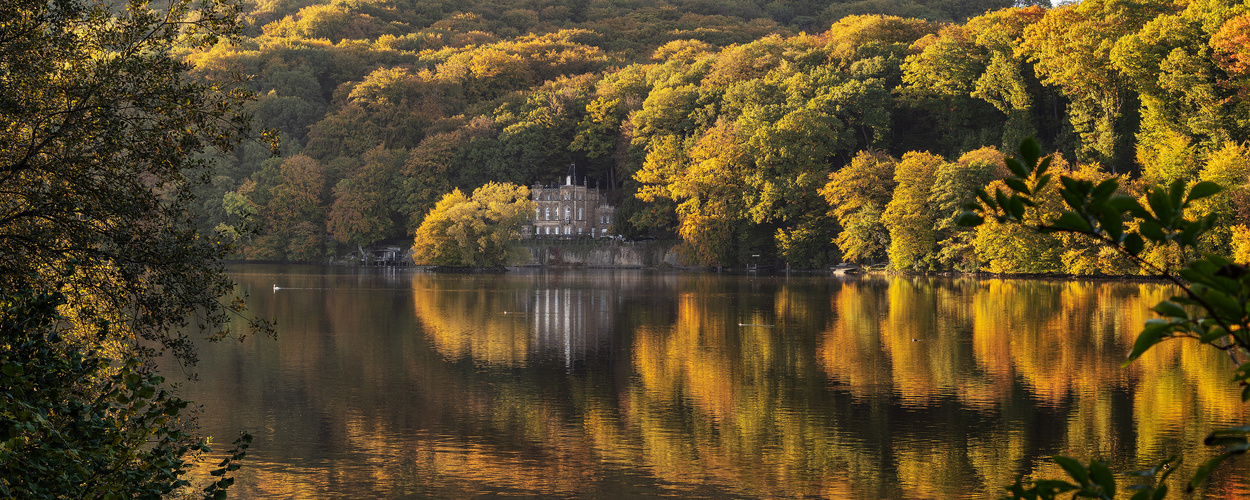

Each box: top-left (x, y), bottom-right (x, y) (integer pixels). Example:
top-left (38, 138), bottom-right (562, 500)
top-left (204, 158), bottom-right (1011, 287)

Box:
top-left (412, 271), bottom-right (666, 368)
top-left (530, 286), bottom-right (616, 367)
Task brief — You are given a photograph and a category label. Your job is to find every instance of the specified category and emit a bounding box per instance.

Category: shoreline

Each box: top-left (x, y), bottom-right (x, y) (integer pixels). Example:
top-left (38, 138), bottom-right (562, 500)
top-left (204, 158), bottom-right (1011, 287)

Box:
top-left (222, 259), bottom-right (1173, 282)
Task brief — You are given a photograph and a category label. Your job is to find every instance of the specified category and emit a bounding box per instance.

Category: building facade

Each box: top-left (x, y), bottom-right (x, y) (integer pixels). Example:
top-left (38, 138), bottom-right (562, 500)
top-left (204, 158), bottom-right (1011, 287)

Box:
top-left (526, 168), bottom-right (614, 239)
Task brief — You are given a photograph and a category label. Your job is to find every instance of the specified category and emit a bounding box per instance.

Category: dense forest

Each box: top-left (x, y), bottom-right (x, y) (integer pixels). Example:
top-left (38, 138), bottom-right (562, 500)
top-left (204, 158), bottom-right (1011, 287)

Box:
top-left (187, 0), bottom-right (1250, 272)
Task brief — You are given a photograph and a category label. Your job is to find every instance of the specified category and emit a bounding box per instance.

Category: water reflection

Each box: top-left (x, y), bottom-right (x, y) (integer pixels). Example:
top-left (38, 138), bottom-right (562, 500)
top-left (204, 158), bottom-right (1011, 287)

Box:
top-left (411, 272), bottom-right (632, 368)
top-left (179, 266), bottom-right (1250, 499)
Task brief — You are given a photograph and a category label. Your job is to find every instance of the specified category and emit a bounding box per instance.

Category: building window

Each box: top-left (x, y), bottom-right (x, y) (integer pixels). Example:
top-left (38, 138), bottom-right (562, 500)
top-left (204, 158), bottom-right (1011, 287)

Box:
top-left (544, 207), bottom-right (550, 220)
top-left (578, 227), bottom-right (583, 235)
top-left (535, 208), bottom-right (540, 219)
top-left (565, 207), bottom-right (570, 220)
top-left (578, 207), bottom-right (583, 220)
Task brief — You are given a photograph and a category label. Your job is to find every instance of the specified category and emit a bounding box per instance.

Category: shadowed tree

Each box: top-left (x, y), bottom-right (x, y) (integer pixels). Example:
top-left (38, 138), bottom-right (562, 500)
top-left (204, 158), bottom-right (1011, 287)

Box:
top-left (327, 146), bottom-right (407, 254)
top-left (0, 0), bottom-right (261, 495)
top-left (883, 151), bottom-right (946, 269)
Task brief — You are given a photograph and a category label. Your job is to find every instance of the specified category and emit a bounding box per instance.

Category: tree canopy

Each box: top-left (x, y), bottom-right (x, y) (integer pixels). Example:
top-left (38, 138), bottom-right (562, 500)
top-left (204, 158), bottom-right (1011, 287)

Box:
top-left (165, 0), bottom-right (1250, 273)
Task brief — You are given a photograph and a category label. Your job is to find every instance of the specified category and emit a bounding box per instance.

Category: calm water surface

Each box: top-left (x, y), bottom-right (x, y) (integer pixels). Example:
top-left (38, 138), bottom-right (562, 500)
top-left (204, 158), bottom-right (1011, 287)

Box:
top-left (177, 265), bottom-right (1250, 498)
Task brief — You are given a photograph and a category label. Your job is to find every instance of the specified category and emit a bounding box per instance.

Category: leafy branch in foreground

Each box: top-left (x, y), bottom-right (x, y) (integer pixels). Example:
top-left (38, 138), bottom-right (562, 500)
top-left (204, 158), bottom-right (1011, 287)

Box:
top-left (0, 291), bottom-right (250, 499)
top-left (960, 138), bottom-right (1250, 498)
top-left (2, 0), bottom-right (269, 496)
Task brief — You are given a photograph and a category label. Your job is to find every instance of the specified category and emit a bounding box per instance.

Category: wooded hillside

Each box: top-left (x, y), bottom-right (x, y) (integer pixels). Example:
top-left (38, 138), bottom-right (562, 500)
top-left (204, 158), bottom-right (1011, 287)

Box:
top-left (190, 0), bottom-right (1250, 272)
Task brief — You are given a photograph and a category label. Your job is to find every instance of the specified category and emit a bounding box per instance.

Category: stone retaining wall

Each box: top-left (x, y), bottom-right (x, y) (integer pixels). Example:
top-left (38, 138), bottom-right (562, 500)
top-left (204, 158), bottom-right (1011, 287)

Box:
top-left (514, 240), bottom-right (687, 268)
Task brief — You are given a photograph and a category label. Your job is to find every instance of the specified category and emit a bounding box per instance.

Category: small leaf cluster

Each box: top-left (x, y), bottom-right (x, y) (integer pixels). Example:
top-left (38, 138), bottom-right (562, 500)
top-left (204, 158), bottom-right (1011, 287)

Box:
top-left (203, 432), bottom-right (253, 500)
top-left (1004, 456), bottom-right (1176, 500)
top-left (957, 138), bottom-right (1055, 227)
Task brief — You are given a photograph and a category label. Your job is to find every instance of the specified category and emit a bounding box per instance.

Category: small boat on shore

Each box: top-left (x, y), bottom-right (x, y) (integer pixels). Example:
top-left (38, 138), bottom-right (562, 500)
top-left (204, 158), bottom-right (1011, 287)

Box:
top-left (830, 263), bottom-right (861, 275)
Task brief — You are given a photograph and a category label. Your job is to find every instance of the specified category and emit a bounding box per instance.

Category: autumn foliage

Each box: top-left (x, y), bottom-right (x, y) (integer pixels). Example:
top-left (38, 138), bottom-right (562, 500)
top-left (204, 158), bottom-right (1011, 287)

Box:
top-left (189, 0), bottom-right (1250, 273)
top-left (412, 182), bottom-right (535, 267)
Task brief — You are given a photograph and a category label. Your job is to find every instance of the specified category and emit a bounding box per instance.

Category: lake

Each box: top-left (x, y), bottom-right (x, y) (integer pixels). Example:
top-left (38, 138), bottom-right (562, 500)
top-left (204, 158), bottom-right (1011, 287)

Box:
top-left (176, 265), bottom-right (1250, 498)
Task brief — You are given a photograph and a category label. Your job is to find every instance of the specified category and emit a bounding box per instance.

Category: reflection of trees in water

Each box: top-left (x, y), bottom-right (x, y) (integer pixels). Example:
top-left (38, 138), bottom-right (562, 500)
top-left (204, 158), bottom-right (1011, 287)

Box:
top-left (196, 270), bottom-right (1250, 498)
top-left (814, 277), bottom-right (1248, 497)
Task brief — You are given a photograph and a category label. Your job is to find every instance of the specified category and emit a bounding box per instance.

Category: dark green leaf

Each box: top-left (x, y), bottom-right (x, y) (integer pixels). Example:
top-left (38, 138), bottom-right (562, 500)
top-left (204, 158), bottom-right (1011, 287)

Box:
top-left (955, 212), bottom-right (984, 228)
top-left (1019, 137), bottom-right (1040, 165)
top-left (1139, 220), bottom-right (1168, 242)
top-left (976, 188), bottom-right (995, 208)
top-left (1147, 188), bottom-right (1174, 223)
top-left (1203, 434), bottom-right (1248, 447)
top-left (1125, 320), bottom-right (1173, 365)
top-left (1205, 292), bottom-right (1243, 320)
top-left (1189, 454), bottom-right (1233, 492)
top-left (1199, 325), bottom-right (1229, 343)
top-left (1091, 178), bottom-right (1118, 201)
top-left (1108, 195), bottom-right (1148, 218)
top-left (1036, 173), bottom-right (1053, 192)
top-left (1006, 157), bottom-right (1027, 179)
top-left (1004, 178), bottom-right (1030, 195)
top-left (1098, 210), bottom-right (1123, 241)
top-left (1050, 212), bottom-right (1093, 233)
top-left (1168, 179), bottom-right (1186, 211)
top-left (1009, 196), bottom-right (1026, 220)
top-left (1151, 301), bottom-right (1188, 319)
top-left (1187, 181), bottom-right (1223, 203)
top-left (1036, 156), bottom-right (1053, 177)
top-left (1060, 176), bottom-right (1082, 193)
top-left (1178, 222), bottom-right (1203, 247)
top-left (1089, 460), bottom-right (1116, 498)
top-left (1053, 455), bottom-right (1091, 485)
top-left (1061, 189), bottom-right (1087, 211)
top-left (1124, 233), bottom-right (1144, 256)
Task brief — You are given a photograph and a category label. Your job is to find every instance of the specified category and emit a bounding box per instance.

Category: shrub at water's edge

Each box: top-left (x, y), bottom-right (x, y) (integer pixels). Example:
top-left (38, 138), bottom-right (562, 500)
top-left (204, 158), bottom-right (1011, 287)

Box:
top-left (412, 182), bottom-right (536, 269)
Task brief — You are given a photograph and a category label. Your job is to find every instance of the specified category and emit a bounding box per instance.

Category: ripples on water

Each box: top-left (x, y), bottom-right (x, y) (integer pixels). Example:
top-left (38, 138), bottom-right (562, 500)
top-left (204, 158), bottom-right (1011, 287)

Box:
top-left (174, 265), bottom-right (1250, 498)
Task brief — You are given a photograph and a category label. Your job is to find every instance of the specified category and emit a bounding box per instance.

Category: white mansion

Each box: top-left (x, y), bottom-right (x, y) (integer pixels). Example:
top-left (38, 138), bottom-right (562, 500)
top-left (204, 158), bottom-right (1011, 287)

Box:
top-left (525, 165), bottom-right (614, 239)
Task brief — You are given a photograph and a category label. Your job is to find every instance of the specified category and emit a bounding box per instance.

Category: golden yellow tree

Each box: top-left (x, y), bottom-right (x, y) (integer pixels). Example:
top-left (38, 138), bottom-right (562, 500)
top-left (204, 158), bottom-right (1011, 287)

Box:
top-left (411, 183), bottom-right (535, 267)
